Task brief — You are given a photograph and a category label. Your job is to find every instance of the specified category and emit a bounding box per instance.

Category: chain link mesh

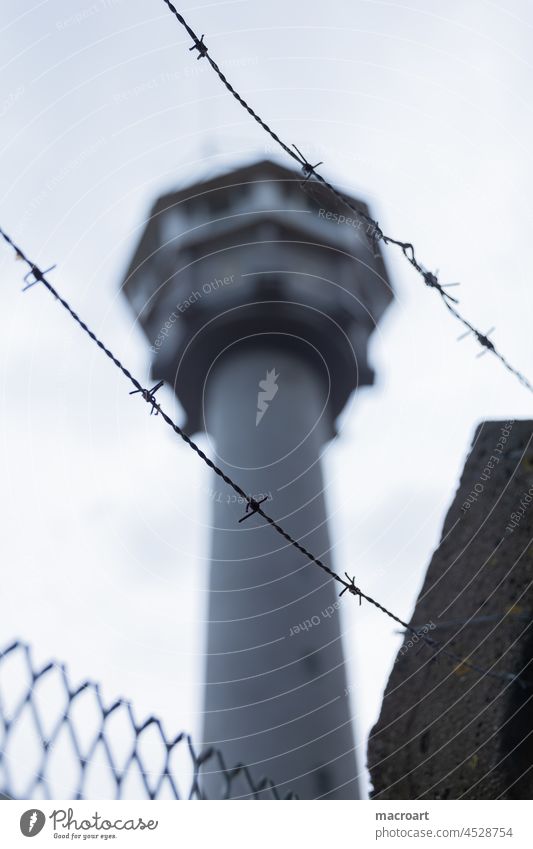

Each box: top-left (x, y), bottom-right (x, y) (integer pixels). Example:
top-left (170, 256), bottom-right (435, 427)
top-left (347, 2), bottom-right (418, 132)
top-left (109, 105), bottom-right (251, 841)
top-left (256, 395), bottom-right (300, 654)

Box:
top-left (0, 641), bottom-right (297, 800)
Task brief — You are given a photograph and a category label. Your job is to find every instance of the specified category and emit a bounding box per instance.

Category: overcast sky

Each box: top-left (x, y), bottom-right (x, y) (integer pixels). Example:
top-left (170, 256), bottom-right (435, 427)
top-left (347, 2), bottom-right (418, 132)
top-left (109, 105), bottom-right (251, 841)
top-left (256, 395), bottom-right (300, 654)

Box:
top-left (1, 0), bottom-right (532, 798)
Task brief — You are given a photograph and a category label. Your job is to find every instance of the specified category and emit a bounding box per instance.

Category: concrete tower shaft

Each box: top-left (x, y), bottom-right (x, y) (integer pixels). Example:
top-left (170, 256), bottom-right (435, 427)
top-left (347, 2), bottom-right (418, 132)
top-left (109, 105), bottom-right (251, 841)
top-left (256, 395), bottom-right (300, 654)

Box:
top-left (202, 339), bottom-right (357, 799)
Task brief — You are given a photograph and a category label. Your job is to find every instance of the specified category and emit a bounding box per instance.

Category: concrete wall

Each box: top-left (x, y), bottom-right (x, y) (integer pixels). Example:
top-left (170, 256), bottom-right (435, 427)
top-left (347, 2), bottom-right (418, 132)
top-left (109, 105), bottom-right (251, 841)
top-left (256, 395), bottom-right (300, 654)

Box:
top-left (368, 420), bottom-right (533, 799)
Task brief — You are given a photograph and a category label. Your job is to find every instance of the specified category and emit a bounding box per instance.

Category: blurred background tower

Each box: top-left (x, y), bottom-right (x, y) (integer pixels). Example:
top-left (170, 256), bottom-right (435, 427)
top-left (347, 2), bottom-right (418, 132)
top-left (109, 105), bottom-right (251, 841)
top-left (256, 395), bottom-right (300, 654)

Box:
top-left (122, 160), bottom-right (393, 798)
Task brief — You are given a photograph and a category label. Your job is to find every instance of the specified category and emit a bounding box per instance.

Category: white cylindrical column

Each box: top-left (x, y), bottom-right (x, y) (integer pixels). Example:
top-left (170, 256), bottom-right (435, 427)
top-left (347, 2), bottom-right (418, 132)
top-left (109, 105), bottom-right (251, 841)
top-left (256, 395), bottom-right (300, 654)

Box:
top-left (202, 339), bottom-right (358, 799)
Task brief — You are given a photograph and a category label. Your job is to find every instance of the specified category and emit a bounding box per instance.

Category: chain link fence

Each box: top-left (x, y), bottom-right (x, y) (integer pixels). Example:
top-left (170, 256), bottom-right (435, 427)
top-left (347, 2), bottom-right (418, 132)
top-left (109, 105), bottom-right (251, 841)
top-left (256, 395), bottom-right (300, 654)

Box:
top-left (0, 641), bottom-right (296, 800)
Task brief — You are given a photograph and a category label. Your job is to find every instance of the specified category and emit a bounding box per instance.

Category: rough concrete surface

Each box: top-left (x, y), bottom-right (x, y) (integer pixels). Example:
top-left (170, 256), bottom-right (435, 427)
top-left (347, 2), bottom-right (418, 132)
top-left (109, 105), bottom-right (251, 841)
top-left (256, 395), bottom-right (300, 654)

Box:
top-left (368, 420), bottom-right (533, 799)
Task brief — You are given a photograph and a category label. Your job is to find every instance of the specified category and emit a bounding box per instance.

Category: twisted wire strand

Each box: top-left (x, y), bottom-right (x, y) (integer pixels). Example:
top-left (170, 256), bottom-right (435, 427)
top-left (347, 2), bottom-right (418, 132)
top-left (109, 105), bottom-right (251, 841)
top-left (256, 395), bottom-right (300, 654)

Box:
top-left (1, 227), bottom-right (528, 689)
top-left (160, 0), bottom-right (533, 395)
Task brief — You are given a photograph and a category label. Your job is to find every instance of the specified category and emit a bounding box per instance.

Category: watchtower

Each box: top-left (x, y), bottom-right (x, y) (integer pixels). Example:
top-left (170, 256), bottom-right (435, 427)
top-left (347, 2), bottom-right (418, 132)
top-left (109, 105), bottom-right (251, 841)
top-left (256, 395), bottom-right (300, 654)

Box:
top-left (122, 159), bottom-right (393, 798)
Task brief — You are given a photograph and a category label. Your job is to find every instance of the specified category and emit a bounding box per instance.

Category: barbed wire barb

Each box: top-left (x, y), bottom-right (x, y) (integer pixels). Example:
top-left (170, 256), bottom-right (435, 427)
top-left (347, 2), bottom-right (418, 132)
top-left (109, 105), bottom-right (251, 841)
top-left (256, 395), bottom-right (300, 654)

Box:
top-left (189, 33), bottom-right (208, 59)
top-left (238, 495), bottom-right (268, 523)
top-left (129, 380), bottom-right (164, 415)
top-left (292, 144), bottom-right (324, 181)
top-left (339, 572), bottom-right (362, 604)
top-left (22, 262), bottom-right (56, 292)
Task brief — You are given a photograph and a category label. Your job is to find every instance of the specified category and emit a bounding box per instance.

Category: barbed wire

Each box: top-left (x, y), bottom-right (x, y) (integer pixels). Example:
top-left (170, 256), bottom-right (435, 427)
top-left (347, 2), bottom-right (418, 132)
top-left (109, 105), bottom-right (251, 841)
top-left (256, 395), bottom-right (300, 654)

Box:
top-left (1, 227), bottom-right (529, 691)
top-left (0, 640), bottom-right (297, 799)
top-left (160, 0), bottom-right (533, 396)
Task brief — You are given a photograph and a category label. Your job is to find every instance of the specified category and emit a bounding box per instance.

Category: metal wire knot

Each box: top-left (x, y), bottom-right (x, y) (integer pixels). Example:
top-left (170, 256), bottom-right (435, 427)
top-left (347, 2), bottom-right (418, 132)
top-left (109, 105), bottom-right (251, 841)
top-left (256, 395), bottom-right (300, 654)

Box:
top-left (339, 572), bottom-right (362, 604)
top-left (190, 34), bottom-right (208, 59)
top-left (475, 329), bottom-right (496, 353)
top-left (422, 269), bottom-right (459, 304)
top-left (292, 145), bottom-right (323, 181)
top-left (238, 495), bottom-right (268, 523)
top-left (23, 263), bottom-right (56, 292)
top-left (129, 380), bottom-right (164, 414)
